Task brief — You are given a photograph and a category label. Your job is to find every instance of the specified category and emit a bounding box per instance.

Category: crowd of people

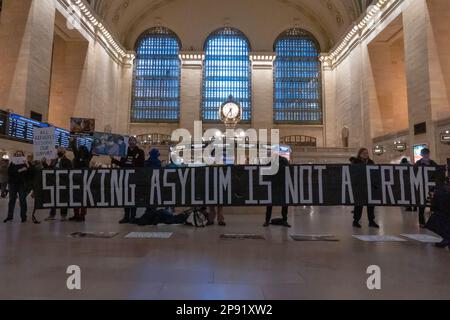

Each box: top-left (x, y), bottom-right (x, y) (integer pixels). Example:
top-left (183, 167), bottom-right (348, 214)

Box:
top-left (1, 141), bottom-right (449, 249)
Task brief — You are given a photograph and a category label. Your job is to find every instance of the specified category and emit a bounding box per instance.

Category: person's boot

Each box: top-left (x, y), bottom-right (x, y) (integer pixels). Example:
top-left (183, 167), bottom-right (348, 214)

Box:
top-left (435, 240), bottom-right (450, 248)
top-left (3, 217), bottom-right (13, 223)
top-left (282, 221), bottom-right (291, 228)
top-left (353, 221), bottom-right (362, 228)
top-left (119, 217), bottom-right (130, 224)
top-left (369, 221), bottom-right (380, 229)
top-left (263, 221), bottom-right (270, 227)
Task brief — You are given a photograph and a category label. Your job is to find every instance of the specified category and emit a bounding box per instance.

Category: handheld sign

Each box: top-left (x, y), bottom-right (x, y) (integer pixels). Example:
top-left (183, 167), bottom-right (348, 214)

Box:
top-left (33, 127), bottom-right (56, 161)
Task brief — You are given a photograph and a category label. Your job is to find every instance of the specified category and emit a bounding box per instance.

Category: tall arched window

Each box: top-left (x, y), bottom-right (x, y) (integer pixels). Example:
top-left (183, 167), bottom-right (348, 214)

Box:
top-left (131, 27), bottom-right (181, 122)
top-left (274, 29), bottom-right (322, 124)
top-left (202, 28), bottom-right (252, 122)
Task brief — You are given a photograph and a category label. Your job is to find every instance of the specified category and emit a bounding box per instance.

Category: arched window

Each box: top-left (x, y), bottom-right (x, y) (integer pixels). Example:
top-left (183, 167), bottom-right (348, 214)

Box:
top-left (274, 29), bottom-right (322, 124)
top-left (131, 27), bottom-right (181, 122)
top-left (202, 28), bottom-right (251, 122)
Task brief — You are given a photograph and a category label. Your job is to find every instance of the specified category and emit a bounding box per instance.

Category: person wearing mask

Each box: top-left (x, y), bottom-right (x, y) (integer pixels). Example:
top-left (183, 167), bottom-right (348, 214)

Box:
top-left (351, 148), bottom-right (380, 229)
top-left (4, 151), bottom-right (30, 223)
top-left (44, 147), bottom-right (73, 221)
top-left (111, 136), bottom-right (145, 224)
top-left (264, 155), bottom-right (291, 227)
top-left (0, 159), bottom-right (9, 198)
top-left (69, 137), bottom-right (93, 222)
top-left (415, 148), bottom-right (438, 228)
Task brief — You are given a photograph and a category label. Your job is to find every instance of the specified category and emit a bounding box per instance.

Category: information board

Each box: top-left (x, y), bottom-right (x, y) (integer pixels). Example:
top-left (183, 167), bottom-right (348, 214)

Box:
top-left (8, 113), bottom-right (48, 143)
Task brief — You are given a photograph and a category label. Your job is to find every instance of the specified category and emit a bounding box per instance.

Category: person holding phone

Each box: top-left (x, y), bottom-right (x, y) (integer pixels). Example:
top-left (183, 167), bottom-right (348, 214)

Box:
top-left (4, 151), bottom-right (30, 223)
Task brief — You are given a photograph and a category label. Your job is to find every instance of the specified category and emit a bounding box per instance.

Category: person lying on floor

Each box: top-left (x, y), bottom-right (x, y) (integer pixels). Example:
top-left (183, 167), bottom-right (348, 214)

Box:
top-left (135, 207), bottom-right (189, 226)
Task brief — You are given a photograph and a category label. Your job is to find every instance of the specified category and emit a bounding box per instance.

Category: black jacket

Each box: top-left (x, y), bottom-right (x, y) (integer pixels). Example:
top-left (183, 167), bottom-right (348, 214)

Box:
top-left (8, 163), bottom-right (30, 186)
top-left (49, 157), bottom-right (73, 170)
top-left (70, 140), bottom-right (93, 169)
top-left (112, 147), bottom-right (145, 168)
top-left (415, 159), bottom-right (438, 167)
top-left (350, 157), bottom-right (375, 165)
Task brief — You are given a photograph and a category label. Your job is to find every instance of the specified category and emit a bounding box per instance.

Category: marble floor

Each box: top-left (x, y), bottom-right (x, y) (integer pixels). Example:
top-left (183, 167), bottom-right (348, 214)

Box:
top-left (0, 199), bottom-right (449, 300)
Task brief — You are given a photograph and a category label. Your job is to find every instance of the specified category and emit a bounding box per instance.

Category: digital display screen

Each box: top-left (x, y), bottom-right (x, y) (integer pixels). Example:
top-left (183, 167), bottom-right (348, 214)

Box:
top-left (7, 113), bottom-right (49, 143)
top-left (54, 127), bottom-right (71, 149)
top-left (77, 136), bottom-right (93, 152)
top-left (0, 110), bottom-right (7, 136)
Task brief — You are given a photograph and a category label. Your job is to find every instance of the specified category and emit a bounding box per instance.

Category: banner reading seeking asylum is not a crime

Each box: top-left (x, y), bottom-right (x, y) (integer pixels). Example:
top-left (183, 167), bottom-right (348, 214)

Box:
top-left (33, 165), bottom-right (447, 209)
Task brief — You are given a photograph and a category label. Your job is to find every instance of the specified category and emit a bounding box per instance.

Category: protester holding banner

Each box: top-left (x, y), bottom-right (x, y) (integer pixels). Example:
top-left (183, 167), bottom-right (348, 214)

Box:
top-left (415, 148), bottom-right (438, 228)
top-left (44, 147), bottom-right (73, 222)
top-left (4, 151), bottom-right (30, 223)
top-left (351, 148), bottom-right (379, 229)
top-left (69, 137), bottom-right (93, 222)
top-left (264, 155), bottom-right (291, 228)
top-left (111, 136), bottom-right (145, 224)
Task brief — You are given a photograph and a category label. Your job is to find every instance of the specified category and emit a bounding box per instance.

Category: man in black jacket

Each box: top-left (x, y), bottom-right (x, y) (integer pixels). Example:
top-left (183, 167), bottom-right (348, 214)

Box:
top-left (111, 136), bottom-right (145, 224)
top-left (45, 147), bottom-right (73, 222)
top-left (415, 148), bottom-right (438, 228)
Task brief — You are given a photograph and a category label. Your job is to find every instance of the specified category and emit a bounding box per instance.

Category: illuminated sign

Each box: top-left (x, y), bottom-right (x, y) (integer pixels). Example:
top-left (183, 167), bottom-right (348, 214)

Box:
top-left (7, 113), bottom-right (49, 143)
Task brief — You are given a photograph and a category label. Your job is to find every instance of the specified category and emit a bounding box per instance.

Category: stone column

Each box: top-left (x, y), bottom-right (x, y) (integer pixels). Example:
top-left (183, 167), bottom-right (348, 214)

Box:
top-left (179, 53), bottom-right (203, 133)
top-left (403, 0), bottom-right (437, 157)
top-left (250, 53), bottom-right (275, 131)
top-left (0, 0), bottom-right (56, 119)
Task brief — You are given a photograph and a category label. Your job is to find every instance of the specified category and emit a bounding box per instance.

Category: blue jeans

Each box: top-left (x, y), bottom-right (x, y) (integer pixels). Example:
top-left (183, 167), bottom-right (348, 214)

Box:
top-left (7, 183), bottom-right (28, 220)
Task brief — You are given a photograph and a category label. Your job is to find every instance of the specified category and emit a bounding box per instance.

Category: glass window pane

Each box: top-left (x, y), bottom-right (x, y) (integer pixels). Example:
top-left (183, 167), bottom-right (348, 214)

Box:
top-left (131, 27), bottom-right (181, 122)
top-left (274, 29), bottom-right (322, 124)
top-left (202, 28), bottom-right (252, 122)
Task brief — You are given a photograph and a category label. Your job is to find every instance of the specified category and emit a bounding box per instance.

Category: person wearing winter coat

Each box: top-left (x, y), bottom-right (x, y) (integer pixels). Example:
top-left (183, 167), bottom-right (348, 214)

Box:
top-left (69, 137), bottom-right (93, 222)
top-left (44, 147), bottom-right (73, 221)
top-left (351, 148), bottom-right (379, 229)
top-left (111, 136), bottom-right (145, 224)
top-left (415, 148), bottom-right (439, 228)
top-left (4, 151), bottom-right (30, 223)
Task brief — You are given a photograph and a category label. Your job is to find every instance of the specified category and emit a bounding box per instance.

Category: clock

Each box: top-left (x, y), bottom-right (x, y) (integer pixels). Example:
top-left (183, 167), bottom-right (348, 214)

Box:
top-left (219, 96), bottom-right (242, 128)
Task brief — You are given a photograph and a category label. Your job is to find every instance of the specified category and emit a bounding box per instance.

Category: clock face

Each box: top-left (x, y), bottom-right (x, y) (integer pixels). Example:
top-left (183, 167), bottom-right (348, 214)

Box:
top-left (221, 102), bottom-right (240, 120)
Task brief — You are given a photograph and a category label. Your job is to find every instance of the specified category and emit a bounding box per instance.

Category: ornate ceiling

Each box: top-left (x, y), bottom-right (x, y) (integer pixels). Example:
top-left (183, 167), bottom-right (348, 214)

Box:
top-left (86, 0), bottom-right (371, 51)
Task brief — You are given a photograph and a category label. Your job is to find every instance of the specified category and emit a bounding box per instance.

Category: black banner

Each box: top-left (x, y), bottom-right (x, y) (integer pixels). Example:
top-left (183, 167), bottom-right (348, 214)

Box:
top-left (33, 165), bottom-right (447, 209)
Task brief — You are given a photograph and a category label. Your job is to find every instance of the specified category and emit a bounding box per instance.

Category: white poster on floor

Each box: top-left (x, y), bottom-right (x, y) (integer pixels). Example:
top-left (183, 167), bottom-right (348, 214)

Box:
top-left (401, 234), bottom-right (443, 243)
top-left (33, 127), bottom-right (56, 161)
top-left (353, 235), bottom-right (407, 242)
top-left (125, 232), bottom-right (173, 239)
